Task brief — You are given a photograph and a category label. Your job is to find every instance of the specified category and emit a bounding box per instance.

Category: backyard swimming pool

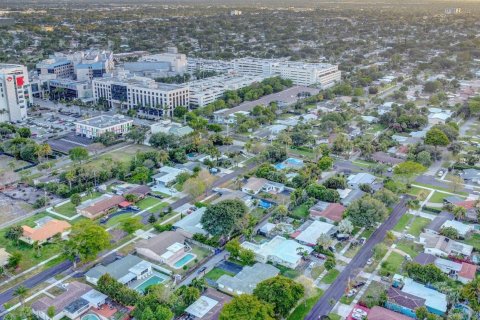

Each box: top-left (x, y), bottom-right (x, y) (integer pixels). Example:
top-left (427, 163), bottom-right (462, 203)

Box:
top-left (81, 314), bottom-right (100, 320)
top-left (135, 274), bottom-right (168, 293)
top-left (173, 253), bottom-right (195, 269)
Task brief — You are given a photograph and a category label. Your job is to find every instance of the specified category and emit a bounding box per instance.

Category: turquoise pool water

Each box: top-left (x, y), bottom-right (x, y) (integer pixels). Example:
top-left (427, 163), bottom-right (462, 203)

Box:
top-left (174, 253), bottom-right (195, 268)
top-left (81, 314), bottom-right (100, 320)
top-left (135, 275), bottom-right (168, 293)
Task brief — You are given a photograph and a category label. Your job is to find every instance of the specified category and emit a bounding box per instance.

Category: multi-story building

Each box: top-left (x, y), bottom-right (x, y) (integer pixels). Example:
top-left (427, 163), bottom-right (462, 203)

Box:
top-left (36, 57), bottom-right (74, 79)
top-left (74, 115), bottom-right (133, 139)
top-left (48, 79), bottom-right (93, 101)
top-left (0, 64), bottom-right (31, 122)
top-left (188, 74), bottom-right (264, 107)
top-left (138, 47), bottom-right (187, 74)
top-left (233, 57), bottom-right (341, 87)
top-left (187, 58), bottom-right (233, 75)
top-left (92, 74), bottom-right (189, 117)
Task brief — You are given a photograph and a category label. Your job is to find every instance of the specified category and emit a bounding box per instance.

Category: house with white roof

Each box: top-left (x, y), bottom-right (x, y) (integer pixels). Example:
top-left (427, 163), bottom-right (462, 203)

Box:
top-left (418, 232), bottom-right (473, 258)
top-left (428, 107), bottom-right (453, 125)
top-left (173, 207), bottom-right (209, 237)
top-left (347, 172), bottom-right (376, 188)
top-left (153, 166), bottom-right (189, 187)
top-left (216, 263), bottom-right (279, 295)
top-left (241, 235), bottom-right (312, 269)
top-left (441, 220), bottom-right (474, 238)
top-left (292, 220), bottom-right (336, 246)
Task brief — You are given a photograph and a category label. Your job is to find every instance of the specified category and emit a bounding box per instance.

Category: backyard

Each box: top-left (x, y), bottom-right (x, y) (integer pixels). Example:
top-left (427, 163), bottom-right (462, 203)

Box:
top-left (205, 267), bottom-right (235, 281)
top-left (408, 216), bottom-right (431, 236)
top-left (52, 192), bottom-right (102, 217)
top-left (379, 252), bottom-right (404, 277)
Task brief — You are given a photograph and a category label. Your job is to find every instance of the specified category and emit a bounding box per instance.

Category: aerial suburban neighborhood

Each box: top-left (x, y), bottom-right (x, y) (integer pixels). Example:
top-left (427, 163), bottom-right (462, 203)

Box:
top-left (0, 0), bottom-right (480, 320)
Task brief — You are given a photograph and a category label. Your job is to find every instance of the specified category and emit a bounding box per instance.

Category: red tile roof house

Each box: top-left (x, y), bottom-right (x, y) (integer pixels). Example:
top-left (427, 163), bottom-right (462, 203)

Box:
top-left (76, 194), bottom-right (125, 219)
top-left (368, 306), bottom-right (414, 320)
top-left (20, 219), bottom-right (71, 245)
top-left (31, 281), bottom-right (107, 320)
top-left (309, 201), bottom-right (346, 223)
top-left (458, 262), bottom-right (477, 284)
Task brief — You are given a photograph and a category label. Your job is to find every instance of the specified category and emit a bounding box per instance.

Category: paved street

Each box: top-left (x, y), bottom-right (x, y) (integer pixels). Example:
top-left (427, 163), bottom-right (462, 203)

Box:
top-left (415, 175), bottom-right (470, 193)
top-left (0, 260), bottom-right (73, 311)
top-left (306, 197), bottom-right (410, 319)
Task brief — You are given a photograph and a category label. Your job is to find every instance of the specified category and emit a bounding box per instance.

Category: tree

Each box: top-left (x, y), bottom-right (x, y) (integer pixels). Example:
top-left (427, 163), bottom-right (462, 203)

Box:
top-left (425, 128), bottom-right (450, 150)
top-left (338, 219), bottom-right (354, 234)
top-left (324, 257), bottom-right (336, 270)
top-left (70, 193), bottom-right (81, 206)
top-left (393, 161), bottom-right (426, 183)
top-left (452, 206), bottom-right (466, 221)
top-left (201, 199), bottom-right (248, 237)
top-left (125, 127), bottom-right (146, 144)
top-left (17, 127), bottom-right (31, 138)
top-left (64, 220), bottom-right (110, 262)
top-left (5, 225), bottom-right (23, 244)
top-left (405, 262), bottom-right (447, 284)
top-left (239, 248), bottom-right (255, 265)
top-left (219, 294), bottom-right (275, 320)
top-left (148, 213), bottom-right (157, 224)
top-left (253, 276), bottom-right (304, 318)
top-left (120, 217), bottom-right (144, 234)
top-left (47, 306), bottom-right (55, 319)
top-left (462, 277), bottom-right (480, 309)
top-left (346, 196), bottom-right (389, 227)
top-left (440, 226), bottom-right (459, 239)
top-left (7, 251), bottom-right (22, 269)
top-left (318, 156), bottom-right (333, 170)
top-left (449, 175), bottom-right (464, 193)
top-left (416, 150), bottom-right (432, 167)
top-left (416, 306), bottom-right (430, 320)
top-left (225, 239), bottom-right (241, 259)
top-left (373, 188), bottom-right (399, 207)
top-left (317, 233), bottom-right (334, 250)
top-left (69, 147), bottom-right (89, 163)
top-left (296, 275), bottom-right (316, 307)
top-left (13, 285), bottom-right (28, 306)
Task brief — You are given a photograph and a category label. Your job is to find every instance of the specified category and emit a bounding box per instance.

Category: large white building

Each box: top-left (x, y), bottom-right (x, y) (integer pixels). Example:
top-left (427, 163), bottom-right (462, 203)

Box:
top-left (139, 47), bottom-right (187, 74)
top-left (0, 64), bottom-right (31, 122)
top-left (92, 74), bottom-right (189, 118)
top-left (233, 58), bottom-right (341, 87)
top-left (188, 74), bottom-right (264, 107)
top-left (75, 115), bottom-right (133, 139)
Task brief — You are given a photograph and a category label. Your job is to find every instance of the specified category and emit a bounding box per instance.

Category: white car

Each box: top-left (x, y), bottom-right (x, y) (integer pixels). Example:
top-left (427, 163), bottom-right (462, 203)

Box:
top-left (347, 289), bottom-right (357, 297)
top-left (366, 258), bottom-right (373, 265)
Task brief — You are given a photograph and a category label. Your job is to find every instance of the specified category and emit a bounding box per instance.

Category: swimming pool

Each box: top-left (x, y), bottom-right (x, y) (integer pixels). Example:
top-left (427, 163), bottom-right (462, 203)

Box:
top-left (173, 253), bottom-right (196, 268)
top-left (135, 275), bottom-right (168, 293)
top-left (81, 314), bottom-right (100, 320)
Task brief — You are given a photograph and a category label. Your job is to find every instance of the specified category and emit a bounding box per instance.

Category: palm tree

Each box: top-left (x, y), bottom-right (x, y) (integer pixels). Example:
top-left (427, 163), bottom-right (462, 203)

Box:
top-left (65, 170), bottom-right (75, 190)
top-left (13, 285), bottom-right (28, 306)
top-left (156, 150), bottom-right (169, 166)
top-left (32, 241), bottom-right (42, 258)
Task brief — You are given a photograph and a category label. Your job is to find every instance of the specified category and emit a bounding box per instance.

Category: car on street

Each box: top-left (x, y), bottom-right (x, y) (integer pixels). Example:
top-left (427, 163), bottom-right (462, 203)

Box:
top-left (197, 266), bottom-right (207, 273)
top-left (366, 258), bottom-right (373, 265)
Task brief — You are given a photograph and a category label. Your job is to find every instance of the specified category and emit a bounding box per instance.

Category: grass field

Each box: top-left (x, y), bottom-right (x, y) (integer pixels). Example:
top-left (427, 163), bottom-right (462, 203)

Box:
top-left (0, 155), bottom-right (30, 171)
top-left (413, 183), bottom-right (468, 196)
top-left (380, 252), bottom-right (404, 276)
top-left (52, 192), bottom-right (102, 217)
top-left (136, 197), bottom-right (163, 210)
top-left (287, 289), bottom-right (324, 320)
top-left (407, 187), bottom-right (430, 201)
top-left (291, 203), bottom-right (310, 219)
top-left (321, 269), bottom-right (340, 284)
top-left (393, 214), bottom-right (413, 232)
top-left (326, 314), bottom-right (342, 320)
top-left (205, 268), bottom-right (235, 281)
top-left (464, 234), bottom-right (480, 251)
top-left (409, 216), bottom-right (431, 236)
top-left (396, 240), bottom-right (423, 258)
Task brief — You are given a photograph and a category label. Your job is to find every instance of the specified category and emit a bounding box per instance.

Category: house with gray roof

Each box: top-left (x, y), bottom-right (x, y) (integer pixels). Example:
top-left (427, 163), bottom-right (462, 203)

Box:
top-left (462, 169), bottom-right (480, 184)
top-left (347, 172), bottom-right (376, 188)
top-left (173, 207), bottom-right (208, 237)
top-left (216, 263), bottom-right (279, 295)
top-left (85, 254), bottom-right (152, 286)
top-left (425, 211), bottom-right (455, 235)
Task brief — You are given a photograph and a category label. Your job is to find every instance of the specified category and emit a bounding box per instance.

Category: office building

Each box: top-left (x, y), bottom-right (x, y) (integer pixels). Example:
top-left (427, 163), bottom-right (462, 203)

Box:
top-left (233, 57), bottom-right (341, 87)
top-left (48, 79), bottom-right (93, 101)
top-left (0, 64), bottom-right (31, 122)
top-left (92, 74), bottom-right (189, 117)
top-left (138, 47), bottom-right (187, 74)
top-left (187, 58), bottom-right (233, 74)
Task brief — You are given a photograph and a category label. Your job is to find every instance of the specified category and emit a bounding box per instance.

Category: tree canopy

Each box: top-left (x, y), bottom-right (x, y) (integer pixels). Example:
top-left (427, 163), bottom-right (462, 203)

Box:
top-left (201, 199), bottom-right (248, 237)
top-left (219, 294), bottom-right (275, 320)
top-left (345, 195), bottom-right (389, 227)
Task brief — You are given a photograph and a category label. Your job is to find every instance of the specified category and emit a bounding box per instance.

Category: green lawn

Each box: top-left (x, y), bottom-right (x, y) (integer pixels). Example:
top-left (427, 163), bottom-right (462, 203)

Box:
top-left (359, 281), bottom-right (387, 308)
top-left (413, 183), bottom-right (468, 196)
top-left (407, 187), bottom-right (430, 201)
top-left (205, 268), bottom-right (235, 281)
top-left (340, 295), bottom-right (355, 305)
top-left (321, 269), bottom-right (339, 284)
top-left (352, 160), bottom-right (375, 168)
top-left (393, 214), bottom-right (413, 232)
top-left (429, 191), bottom-right (459, 204)
top-left (105, 212), bottom-right (135, 227)
top-left (291, 203), bottom-right (310, 219)
top-left (359, 228), bottom-right (374, 239)
top-left (0, 212), bottom-right (67, 272)
top-left (52, 192), bottom-right (102, 217)
top-left (287, 290), bottom-right (324, 320)
top-left (276, 264), bottom-right (301, 279)
top-left (396, 240), bottom-right (423, 258)
top-left (311, 265), bottom-right (325, 279)
top-left (136, 197), bottom-right (163, 210)
top-left (464, 234), bottom-right (480, 251)
top-left (409, 216), bottom-right (431, 236)
top-left (327, 314), bottom-right (342, 320)
top-left (380, 252), bottom-right (404, 276)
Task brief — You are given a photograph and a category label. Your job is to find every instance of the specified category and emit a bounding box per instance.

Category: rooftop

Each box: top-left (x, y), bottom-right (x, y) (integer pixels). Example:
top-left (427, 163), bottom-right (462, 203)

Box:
top-left (217, 263), bottom-right (279, 294)
top-left (85, 254), bottom-right (151, 284)
top-left (294, 220), bottom-right (336, 245)
top-left (22, 219), bottom-right (71, 242)
top-left (75, 115), bottom-right (133, 129)
top-left (173, 207), bottom-right (208, 236)
top-left (368, 306), bottom-right (414, 320)
top-left (394, 274), bottom-right (447, 313)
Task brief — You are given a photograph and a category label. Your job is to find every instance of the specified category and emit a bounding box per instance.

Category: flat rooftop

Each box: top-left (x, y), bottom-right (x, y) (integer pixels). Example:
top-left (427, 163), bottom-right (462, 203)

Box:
top-left (75, 115), bottom-right (132, 128)
top-left (0, 63), bottom-right (24, 70)
top-left (95, 76), bottom-right (186, 91)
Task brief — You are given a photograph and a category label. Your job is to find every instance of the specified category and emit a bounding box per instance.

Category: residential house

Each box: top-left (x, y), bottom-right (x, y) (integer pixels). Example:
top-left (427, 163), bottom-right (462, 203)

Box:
top-left (413, 253), bottom-right (437, 265)
top-left (76, 194), bottom-right (124, 219)
top-left (122, 185), bottom-right (151, 199)
top-left (347, 172), bottom-right (376, 188)
top-left (135, 231), bottom-right (189, 266)
top-left (418, 232), bottom-right (473, 259)
top-left (31, 281), bottom-right (107, 320)
top-left (21, 218), bottom-right (71, 245)
top-left (441, 220), bottom-right (473, 238)
top-left (184, 288), bottom-right (232, 320)
top-left (241, 177), bottom-right (285, 195)
top-left (386, 286), bottom-right (425, 319)
top-left (414, 253), bottom-right (477, 284)
top-left (153, 166), bottom-right (189, 187)
top-left (241, 235), bottom-right (312, 269)
top-left (368, 306), bottom-right (414, 320)
top-left (291, 220), bottom-right (336, 246)
top-left (212, 189), bottom-right (254, 208)
top-left (462, 169), bottom-right (480, 184)
top-left (85, 254), bottom-right (152, 286)
top-left (173, 207), bottom-right (208, 237)
top-left (424, 212), bottom-right (455, 235)
top-left (338, 188), bottom-right (366, 206)
top-left (458, 262), bottom-right (477, 284)
top-left (428, 108), bottom-right (453, 125)
top-left (392, 274), bottom-right (447, 316)
top-left (371, 151), bottom-right (403, 165)
top-left (216, 263), bottom-right (279, 295)
top-left (309, 201), bottom-right (346, 223)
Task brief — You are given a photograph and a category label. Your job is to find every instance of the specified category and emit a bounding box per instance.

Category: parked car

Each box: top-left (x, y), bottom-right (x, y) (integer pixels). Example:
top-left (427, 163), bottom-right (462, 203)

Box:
top-left (197, 266), bottom-right (207, 274)
top-left (353, 281), bottom-right (365, 288)
top-left (312, 252), bottom-right (327, 260)
top-left (347, 289), bottom-right (357, 297)
top-left (366, 258), bottom-right (373, 265)
top-left (359, 237), bottom-right (366, 245)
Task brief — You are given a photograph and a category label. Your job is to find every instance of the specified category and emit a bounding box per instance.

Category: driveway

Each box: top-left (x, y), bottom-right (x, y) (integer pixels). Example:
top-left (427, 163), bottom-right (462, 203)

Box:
top-left (306, 197), bottom-right (410, 319)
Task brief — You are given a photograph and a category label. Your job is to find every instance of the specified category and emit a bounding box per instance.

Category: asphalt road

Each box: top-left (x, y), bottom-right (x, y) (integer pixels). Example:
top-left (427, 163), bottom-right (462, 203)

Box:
top-left (306, 197), bottom-right (410, 319)
top-left (0, 260), bottom-right (73, 312)
top-left (415, 175), bottom-right (470, 193)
